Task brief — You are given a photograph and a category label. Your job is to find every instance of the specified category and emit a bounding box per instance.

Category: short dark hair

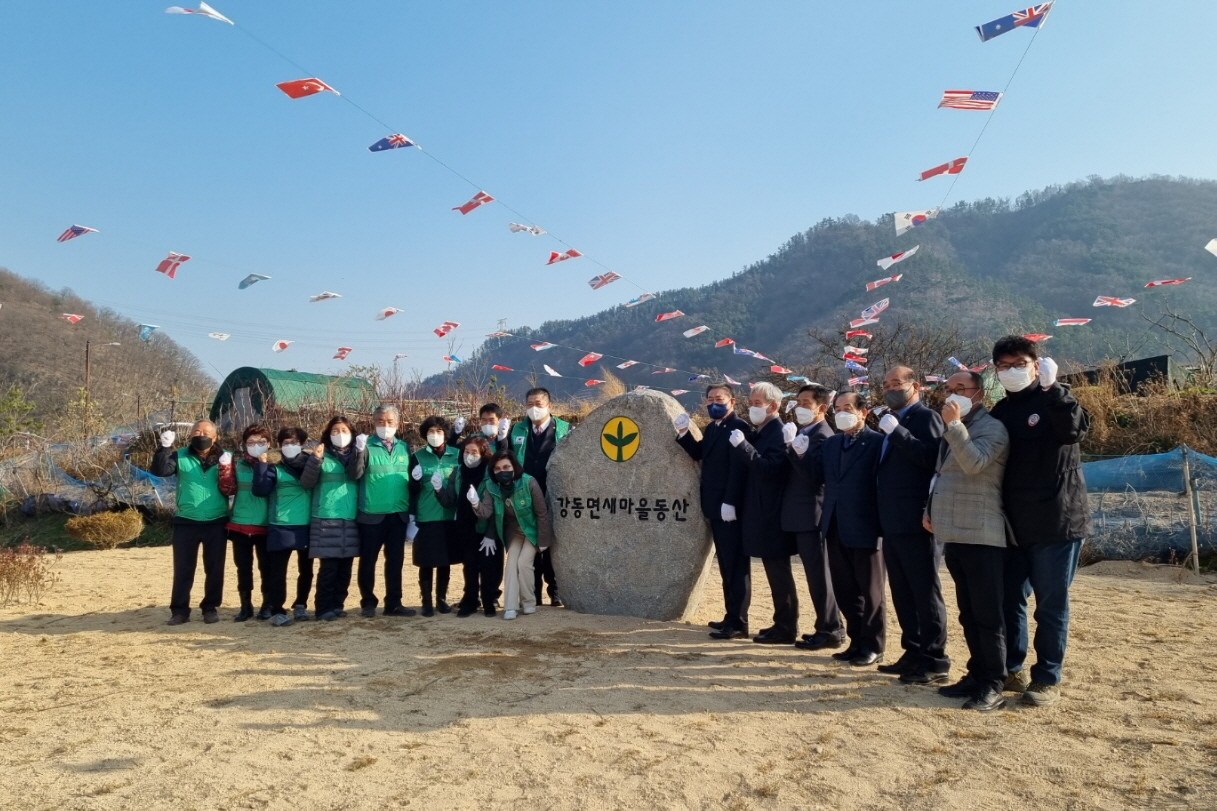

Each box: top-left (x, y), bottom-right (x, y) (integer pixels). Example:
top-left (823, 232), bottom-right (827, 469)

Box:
top-left (276, 426), bottom-right (307, 444)
top-left (479, 402), bottom-right (503, 419)
top-left (489, 449), bottom-right (523, 479)
top-left (525, 387), bottom-right (551, 403)
top-left (993, 335), bottom-right (1038, 363)
top-left (705, 383), bottom-right (734, 398)
top-left (320, 415), bottom-right (354, 448)
top-left (241, 424), bottom-right (271, 444)
top-left (964, 371), bottom-right (984, 390)
top-left (797, 384), bottom-right (832, 406)
top-left (463, 436), bottom-right (493, 462)
top-left (419, 415), bottom-right (450, 438)
top-left (833, 390), bottom-right (865, 410)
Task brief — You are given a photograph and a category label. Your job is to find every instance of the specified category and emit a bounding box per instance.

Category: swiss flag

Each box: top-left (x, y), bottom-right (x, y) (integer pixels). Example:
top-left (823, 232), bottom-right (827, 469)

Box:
top-left (276, 78), bottom-right (339, 99)
top-left (578, 353), bottom-right (603, 366)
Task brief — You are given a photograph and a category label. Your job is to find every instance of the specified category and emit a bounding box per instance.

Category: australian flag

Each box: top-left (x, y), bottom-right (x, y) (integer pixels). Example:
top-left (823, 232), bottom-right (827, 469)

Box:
top-left (368, 133), bottom-right (416, 152)
top-left (976, 3), bottom-right (1053, 42)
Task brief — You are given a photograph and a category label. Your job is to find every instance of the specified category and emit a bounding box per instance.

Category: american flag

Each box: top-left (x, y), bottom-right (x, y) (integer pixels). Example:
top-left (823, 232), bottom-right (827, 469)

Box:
top-left (845, 360), bottom-right (866, 372)
top-left (57, 224), bottom-right (98, 242)
top-left (546, 249), bottom-right (582, 265)
top-left (333, 346), bottom-right (353, 360)
top-left (1145, 278), bottom-right (1191, 288)
top-left (587, 272), bottom-right (621, 290)
top-left (925, 375), bottom-right (943, 384)
top-left (433, 320), bottom-right (460, 337)
top-left (655, 310), bottom-right (684, 322)
top-left (1054, 318), bottom-right (1091, 326)
top-left (848, 376), bottom-right (868, 386)
top-left (938, 90), bottom-right (1003, 111)
top-left (1093, 296), bottom-right (1136, 308)
top-left (452, 191), bottom-right (494, 215)
top-left (155, 252), bottom-right (191, 279)
top-left (578, 353), bottom-right (603, 366)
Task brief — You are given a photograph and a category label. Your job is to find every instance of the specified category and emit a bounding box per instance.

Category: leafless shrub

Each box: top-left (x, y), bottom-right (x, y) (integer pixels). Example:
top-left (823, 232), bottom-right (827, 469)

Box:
top-left (0, 542), bottom-right (61, 606)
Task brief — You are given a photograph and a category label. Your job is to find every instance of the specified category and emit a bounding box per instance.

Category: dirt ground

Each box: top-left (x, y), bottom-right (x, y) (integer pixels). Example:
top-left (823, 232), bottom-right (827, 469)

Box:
top-left (1, 549), bottom-right (1215, 811)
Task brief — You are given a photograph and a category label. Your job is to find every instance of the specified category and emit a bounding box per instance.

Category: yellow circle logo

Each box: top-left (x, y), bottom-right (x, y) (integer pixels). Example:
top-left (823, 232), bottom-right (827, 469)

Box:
top-left (601, 416), bottom-right (640, 462)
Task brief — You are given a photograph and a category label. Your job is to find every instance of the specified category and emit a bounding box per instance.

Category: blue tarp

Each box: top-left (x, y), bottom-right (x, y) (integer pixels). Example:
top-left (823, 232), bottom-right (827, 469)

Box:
top-left (1082, 446), bottom-right (1217, 493)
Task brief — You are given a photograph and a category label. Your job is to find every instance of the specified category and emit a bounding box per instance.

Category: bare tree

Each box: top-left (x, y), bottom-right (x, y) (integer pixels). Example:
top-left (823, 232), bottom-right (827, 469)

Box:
top-left (1141, 307), bottom-right (1217, 388)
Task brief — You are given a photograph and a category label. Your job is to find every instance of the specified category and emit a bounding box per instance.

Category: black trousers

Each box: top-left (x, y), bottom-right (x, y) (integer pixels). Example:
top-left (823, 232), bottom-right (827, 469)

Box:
top-left (315, 557), bottom-right (354, 616)
top-left (293, 548), bottom-right (314, 608)
top-left (945, 543), bottom-right (1007, 694)
top-left (460, 534), bottom-right (504, 611)
top-left (357, 515), bottom-right (408, 610)
top-left (259, 547), bottom-right (293, 614)
top-left (419, 566), bottom-right (451, 606)
top-left (170, 520), bottom-right (228, 616)
top-left (825, 525), bottom-right (886, 655)
top-left (795, 530), bottom-right (844, 639)
top-left (229, 530), bottom-right (268, 599)
top-left (883, 530), bottom-right (950, 672)
top-left (760, 555), bottom-right (798, 638)
top-left (710, 517), bottom-right (751, 631)
top-left (533, 548), bottom-right (557, 601)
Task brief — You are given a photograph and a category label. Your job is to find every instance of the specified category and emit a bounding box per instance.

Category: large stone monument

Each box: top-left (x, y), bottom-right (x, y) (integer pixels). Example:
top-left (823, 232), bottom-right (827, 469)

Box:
top-left (547, 389), bottom-right (712, 621)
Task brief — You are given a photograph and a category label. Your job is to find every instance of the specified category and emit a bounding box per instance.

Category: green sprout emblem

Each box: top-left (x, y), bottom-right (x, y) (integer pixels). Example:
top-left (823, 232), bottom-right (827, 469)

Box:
top-left (602, 419), bottom-right (638, 462)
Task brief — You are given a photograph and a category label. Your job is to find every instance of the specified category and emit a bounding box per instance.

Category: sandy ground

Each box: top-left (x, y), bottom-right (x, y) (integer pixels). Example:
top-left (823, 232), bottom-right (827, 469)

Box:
top-left (1, 549), bottom-right (1215, 811)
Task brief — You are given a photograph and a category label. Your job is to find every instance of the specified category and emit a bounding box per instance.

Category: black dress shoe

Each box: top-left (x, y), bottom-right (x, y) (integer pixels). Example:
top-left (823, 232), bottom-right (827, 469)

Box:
top-left (753, 632), bottom-right (796, 645)
top-left (755, 625), bottom-right (775, 638)
top-left (202, 610), bottom-right (220, 624)
top-left (483, 608), bottom-right (496, 618)
top-left (849, 650), bottom-right (880, 666)
top-left (166, 614), bottom-right (188, 626)
top-left (359, 607), bottom-right (376, 618)
top-left (550, 597), bottom-right (564, 608)
top-left (708, 619), bottom-right (727, 631)
top-left (334, 610), bottom-right (348, 618)
top-left (384, 606), bottom-right (417, 617)
top-left (256, 605), bottom-right (273, 621)
top-left (437, 600), bottom-right (452, 614)
top-left (233, 605), bottom-right (254, 623)
top-left (901, 668), bottom-right (951, 685)
top-left (795, 632), bottom-right (844, 651)
top-left (937, 676), bottom-right (981, 698)
top-left (457, 606), bottom-right (476, 618)
top-left (831, 646), bottom-right (860, 661)
top-left (877, 655), bottom-right (919, 675)
top-left (709, 627), bottom-right (748, 640)
top-left (962, 688), bottom-right (1007, 712)
top-left (421, 605), bottom-right (435, 617)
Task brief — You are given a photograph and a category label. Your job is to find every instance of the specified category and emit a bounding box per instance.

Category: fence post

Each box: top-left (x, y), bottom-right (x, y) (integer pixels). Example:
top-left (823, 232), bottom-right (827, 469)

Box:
top-left (1181, 445), bottom-right (1202, 577)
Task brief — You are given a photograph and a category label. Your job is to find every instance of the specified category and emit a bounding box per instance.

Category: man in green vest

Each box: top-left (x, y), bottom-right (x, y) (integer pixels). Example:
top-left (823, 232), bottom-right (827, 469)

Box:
top-left (508, 387), bottom-right (570, 607)
top-left (151, 419), bottom-right (230, 625)
top-left (357, 404), bottom-right (417, 617)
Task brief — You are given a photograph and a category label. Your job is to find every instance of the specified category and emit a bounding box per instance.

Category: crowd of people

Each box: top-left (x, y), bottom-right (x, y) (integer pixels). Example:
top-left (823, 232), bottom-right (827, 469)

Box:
top-left (152, 334), bottom-right (1089, 714)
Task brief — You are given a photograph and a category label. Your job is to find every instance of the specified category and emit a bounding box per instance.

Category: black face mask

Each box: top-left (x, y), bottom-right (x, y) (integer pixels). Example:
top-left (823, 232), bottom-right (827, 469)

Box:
top-left (189, 436), bottom-right (214, 453)
top-left (493, 470), bottom-right (515, 486)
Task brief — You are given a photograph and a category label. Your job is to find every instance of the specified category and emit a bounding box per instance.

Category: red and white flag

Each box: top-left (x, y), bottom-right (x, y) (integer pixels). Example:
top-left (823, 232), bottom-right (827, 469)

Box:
top-left (849, 317), bottom-right (881, 329)
top-left (542, 364), bottom-right (562, 377)
top-left (1023, 333), bottom-right (1052, 342)
top-left (714, 338), bottom-right (735, 348)
top-left (492, 364), bottom-right (514, 371)
top-left (443, 355), bottom-right (461, 364)
top-left (894, 209), bottom-right (939, 236)
top-left (272, 340), bottom-right (292, 352)
top-left (848, 376), bottom-right (868, 386)
top-left (616, 360), bottom-right (638, 369)
top-left (724, 375), bottom-right (741, 386)
top-left (917, 157), bottom-right (967, 181)
top-left (770, 365), bottom-right (792, 374)
top-left (843, 345), bottom-right (869, 355)
top-left (670, 389), bottom-right (690, 395)
top-left (333, 346), bottom-right (352, 360)
top-left (486, 331), bottom-right (512, 338)
top-left (375, 307), bottom-right (402, 321)
top-left (970, 363), bottom-right (991, 373)
top-left (547, 249), bottom-right (582, 265)
top-left (655, 310), bottom-right (684, 322)
top-left (925, 375), bottom-right (943, 383)
top-left (877, 245), bottom-right (919, 271)
top-left (682, 326), bottom-right (709, 338)
top-left (60, 313), bottom-right (84, 324)
top-left (1093, 296), bottom-right (1136, 308)
top-left (433, 320), bottom-right (460, 337)
top-left (531, 342), bottom-right (556, 351)
top-left (843, 353), bottom-right (868, 364)
top-left (1054, 318), bottom-right (1091, 326)
top-left (652, 367), bottom-right (676, 374)
top-left (845, 329), bottom-right (873, 339)
top-left (1145, 278), bottom-right (1191, 287)
top-left (866, 273), bottom-right (902, 292)
top-left (452, 191), bottom-right (494, 215)
top-left (861, 298), bottom-right (890, 320)
top-left (633, 386), bottom-right (651, 391)
top-left (578, 353), bottom-right (603, 366)
top-left (588, 272), bottom-right (621, 290)
top-left (276, 78), bottom-right (339, 99)
top-left (155, 252), bottom-right (190, 278)
top-left (623, 293), bottom-right (655, 308)
top-left (585, 379), bottom-right (606, 387)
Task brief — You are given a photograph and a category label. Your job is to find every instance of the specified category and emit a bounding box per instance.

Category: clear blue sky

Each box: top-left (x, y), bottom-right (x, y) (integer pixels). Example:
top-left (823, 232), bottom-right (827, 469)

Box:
top-left (2, 1), bottom-right (1214, 384)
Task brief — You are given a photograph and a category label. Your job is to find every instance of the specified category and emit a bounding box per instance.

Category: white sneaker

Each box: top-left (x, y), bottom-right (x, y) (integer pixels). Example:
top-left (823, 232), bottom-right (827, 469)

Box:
top-left (522, 606), bottom-right (537, 615)
top-left (503, 610), bottom-right (518, 620)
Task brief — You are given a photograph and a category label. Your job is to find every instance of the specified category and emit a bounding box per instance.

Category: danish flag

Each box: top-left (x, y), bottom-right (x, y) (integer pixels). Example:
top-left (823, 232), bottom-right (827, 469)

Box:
top-left (452, 191), bottom-right (494, 215)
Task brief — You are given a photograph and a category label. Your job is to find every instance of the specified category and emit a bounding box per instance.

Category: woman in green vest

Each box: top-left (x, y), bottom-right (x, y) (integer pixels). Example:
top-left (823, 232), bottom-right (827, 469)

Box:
top-left (219, 424), bottom-right (272, 623)
top-left (300, 415), bottom-right (366, 621)
top-left (410, 415), bottom-right (461, 616)
top-left (256, 426), bottom-right (314, 625)
top-left (437, 435), bottom-right (500, 617)
top-left (471, 449), bottom-right (553, 620)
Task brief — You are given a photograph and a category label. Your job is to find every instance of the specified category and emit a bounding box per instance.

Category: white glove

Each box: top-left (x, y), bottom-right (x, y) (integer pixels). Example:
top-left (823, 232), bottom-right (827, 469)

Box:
top-left (411, 464), bottom-right (422, 481)
top-left (159, 430), bottom-right (175, 448)
top-left (406, 517), bottom-right (419, 540)
top-left (791, 434), bottom-right (809, 457)
top-left (1039, 357), bottom-right (1058, 389)
top-left (465, 484), bottom-right (479, 506)
top-left (539, 546), bottom-right (549, 553)
top-left (720, 503), bottom-right (737, 522)
top-left (673, 413), bottom-right (691, 434)
top-left (879, 414), bottom-right (899, 435)
top-left (354, 433), bottom-right (368, 451)
top-left (218, 451), bottom-right (232, 466)
top-left (453, 416), bottom-right (467, 434)
top-left (781, 422), bottom-right (798, 445)
top-left (728, 429), bottom-right (744, 447)
top-left (480, 537), bottom-right (496, 557)
top-left (497, 417), bottom-right (511, 440)
top-left (430, 470), bottom-right (443, 491)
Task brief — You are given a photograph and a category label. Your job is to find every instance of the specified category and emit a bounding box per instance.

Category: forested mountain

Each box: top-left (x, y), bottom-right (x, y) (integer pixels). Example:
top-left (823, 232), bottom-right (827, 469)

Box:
top-left (439, 176), bottom-right (1217, 392)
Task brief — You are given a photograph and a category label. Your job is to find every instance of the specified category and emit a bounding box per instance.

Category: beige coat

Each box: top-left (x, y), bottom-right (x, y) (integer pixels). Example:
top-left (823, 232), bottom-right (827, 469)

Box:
top-left (928, 405), bottom-right (1010, 547)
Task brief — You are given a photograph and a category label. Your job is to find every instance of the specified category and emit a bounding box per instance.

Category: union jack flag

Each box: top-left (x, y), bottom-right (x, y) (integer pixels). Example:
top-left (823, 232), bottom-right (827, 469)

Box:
top-left (938, 90), bottom-right (1002, 111)
top-left (57, 224), bottom-right (98, 242)
top-left (1093, 296), bottom-right (1136, 308)
top-left (860, 298), bottom-right (889, 320)
top-left (588, 272), bottom-right (621, 290)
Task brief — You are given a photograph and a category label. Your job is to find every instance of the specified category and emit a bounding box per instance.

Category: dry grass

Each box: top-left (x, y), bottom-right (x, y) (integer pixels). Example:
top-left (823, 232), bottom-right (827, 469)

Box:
top-left (64, 510), bottom-right (144, 550)
top-left (1073, 367), bottom-right (1217, 456)
top-left (0, 542), bottom-right (61, 605)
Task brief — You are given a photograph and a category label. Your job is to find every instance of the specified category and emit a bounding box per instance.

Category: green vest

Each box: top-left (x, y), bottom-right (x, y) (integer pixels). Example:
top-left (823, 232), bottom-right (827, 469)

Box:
top-left (174, 448), bottom-right (228, 522)
top-left (359, 436), bottom-right (411, 515)
top-left (508, 417), bottom-right (570, 466)
top-left (270, 464), bottom-right (311, 526)
top-left (413, 445), bottom-right (460, 523)
top-left (312, 451), bottom-right (358, 520)
top-left (487, 473), bottom-right (540, 546)
top-left (230, 459), bottom-right (269, 526)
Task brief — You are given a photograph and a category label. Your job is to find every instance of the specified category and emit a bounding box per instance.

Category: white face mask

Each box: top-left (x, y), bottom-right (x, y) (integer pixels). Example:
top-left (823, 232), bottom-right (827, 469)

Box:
top-left (997, 365), bottom-right (1036, 393)
top-left (527, 405), bottom-right (548, 423)
top-left (481, 423), bottom-right (498, 437)
top-left (426, 432), bottom-right (446, 448)
top-left (330, 432), bottom-right (351, 448)
top-left (280, 443), bottom-right (302, 459)
top-left (375, 425), bottom-right (396, 440)
top-left (794, 407), bottom-right (817, 426)
top-left (945, 394), bottom-right (974, 419)
top-left (748, 405), bottom-right (770, 425)
top-left (246, 443), bottom-right (268, 458)
top-left (834, 411), bottom-right (860, 432)
top-left (464, 453), bottom-right (482, 468)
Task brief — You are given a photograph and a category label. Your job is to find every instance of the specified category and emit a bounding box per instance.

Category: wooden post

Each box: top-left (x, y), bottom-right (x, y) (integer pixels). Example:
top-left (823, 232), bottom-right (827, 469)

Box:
top-left (1181, 445), bottom-right (1202, 577)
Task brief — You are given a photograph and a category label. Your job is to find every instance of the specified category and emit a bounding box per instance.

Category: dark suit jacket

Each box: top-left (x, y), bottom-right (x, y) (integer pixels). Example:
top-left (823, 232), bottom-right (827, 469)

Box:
top-left (676, 413), bottom-right (750, 520)
top-left (876, 400), bottom-right (944, 537)
top-left (816, 427), bottom-right (882, 550)
top-left (781, 420), bottom-right (833, 534)
top-left (733, 417), bottom-right (793, 558)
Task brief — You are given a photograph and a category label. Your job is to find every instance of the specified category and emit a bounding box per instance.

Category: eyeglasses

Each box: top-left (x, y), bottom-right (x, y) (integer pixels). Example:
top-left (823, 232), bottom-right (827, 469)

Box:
top-left (943, 386), bottom-right (979, 395)
top-left (994, 360), bottom-right (1033, 372)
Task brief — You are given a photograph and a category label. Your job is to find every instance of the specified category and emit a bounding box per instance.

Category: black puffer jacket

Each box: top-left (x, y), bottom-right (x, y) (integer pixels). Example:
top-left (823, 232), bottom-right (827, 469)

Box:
top-left (989, 382), bottom-right (1091, 545)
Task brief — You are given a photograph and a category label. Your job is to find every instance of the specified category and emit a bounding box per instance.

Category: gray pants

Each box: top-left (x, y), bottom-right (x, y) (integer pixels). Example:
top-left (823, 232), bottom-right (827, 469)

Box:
top-left (796, 530), bottom-right (844, 640)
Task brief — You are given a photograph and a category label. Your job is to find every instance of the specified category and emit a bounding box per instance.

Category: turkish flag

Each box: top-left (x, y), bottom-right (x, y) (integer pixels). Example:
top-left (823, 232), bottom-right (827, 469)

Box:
top-left (276, 78), bottom-right (338, 99)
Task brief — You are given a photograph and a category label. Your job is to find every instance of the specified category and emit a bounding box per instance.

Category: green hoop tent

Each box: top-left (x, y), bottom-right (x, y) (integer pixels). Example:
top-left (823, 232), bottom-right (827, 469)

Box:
top-left (209, 367), bottom-right (376, 432)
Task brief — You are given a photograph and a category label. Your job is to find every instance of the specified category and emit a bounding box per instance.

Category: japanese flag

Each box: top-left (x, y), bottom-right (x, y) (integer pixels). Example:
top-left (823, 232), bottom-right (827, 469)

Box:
top-left (272, 340), bottom-right (292, 352)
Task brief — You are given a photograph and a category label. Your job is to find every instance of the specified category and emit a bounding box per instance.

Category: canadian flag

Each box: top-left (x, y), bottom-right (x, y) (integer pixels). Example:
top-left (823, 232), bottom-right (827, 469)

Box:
top-left (275, 78), bottom-right (339, 99)
top-left (655, 310), bottom-right (684, 322)
top-left (578, 353), bottom-right (603, 366)
top-left (876, 245), bottom-right (920, 271)
top-left (770, 365), bottom-right (793, 374)
top-left (917, 157), bottom-right (967, 182)
top-left (492, 364), bottom-right (514, 371)
top-left (333, 346), bottom-right (353, 360)
top-left (585, 379), bottom-right (606, 387)
top-left (375, 307), bottom-right (402, 321)
top-left (866, 274), bottom-right (902, 292)
top-left (452, 191), bottom-right (494, 215)
top-left (272, 340), bottom-right (292, 352)
top-left (433, 320), bottom-right (460, 337)
top-left (1145, 278), bottom-right (1191, 288)
top-left (546, 249), bottom-right (582, 265)
top-left (682, 326), bottom-right (709, 338)
top-left (155, 252), bottom-right (190, 279)
top-left (60, 313), bottom-right (84, 324)
top-left (714, 338), bottom-right (735, 348)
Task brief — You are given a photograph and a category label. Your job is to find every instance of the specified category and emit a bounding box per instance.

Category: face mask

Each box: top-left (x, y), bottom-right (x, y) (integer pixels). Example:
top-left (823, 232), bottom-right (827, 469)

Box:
top-left (834, 412), bottom-right (859, 432)
top-left (526, 405), bottom-right (548, 423)
top-left (883, 387), bottom-right (912, 410)
top-left (330, 432), bottom-right (351, 448)
top-left (426, 432), bottom-right (446, 448)
top-left (246, 443), bottom-right (268, 458)
top-left (481, 423), bottom-right (498, 437)
top-left (945, 394), bottom-right (974, 419)
top-left (493, 470), bottom-right (515, 486)
top-left (464, 453), bottom-right (482, 468)
top-left (794, 407), bottom-right (816, 426)
top-left (748, 406), bottom-right (769, 425)
top-left (375, 425), bottom-right (396, 440)
top-left (998, 365), bottom-right (1035, 393)
top-left (189, 436), bottom-right (213, 452)
top-left (280, 444), bottom-right (302, 460)
top-left (706, 402), bottom-right (729, 420)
